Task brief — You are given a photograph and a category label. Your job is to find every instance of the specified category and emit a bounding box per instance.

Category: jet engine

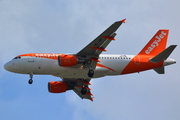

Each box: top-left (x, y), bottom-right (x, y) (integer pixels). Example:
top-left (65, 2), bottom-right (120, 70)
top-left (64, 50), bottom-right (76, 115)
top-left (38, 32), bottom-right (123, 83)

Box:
top-left (48, 81), bottom-right (67, 93)
top-left (58, 54), bottom-right (85, 67)
top-left (58, 55), bottom-right (78, 67)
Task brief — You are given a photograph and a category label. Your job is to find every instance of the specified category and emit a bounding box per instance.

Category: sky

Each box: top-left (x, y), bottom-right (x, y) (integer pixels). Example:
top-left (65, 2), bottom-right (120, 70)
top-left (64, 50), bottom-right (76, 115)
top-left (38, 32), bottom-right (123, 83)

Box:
top-left (0, 0), bottom-right (180, 120)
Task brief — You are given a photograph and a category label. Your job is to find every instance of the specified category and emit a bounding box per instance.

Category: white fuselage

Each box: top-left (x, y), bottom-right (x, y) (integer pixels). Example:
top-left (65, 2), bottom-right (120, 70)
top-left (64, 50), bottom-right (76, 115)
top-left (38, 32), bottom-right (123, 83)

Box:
top-left (4, 54), bottom-right (134, 79)
top-left (4, 53), bottom-right (176, 79)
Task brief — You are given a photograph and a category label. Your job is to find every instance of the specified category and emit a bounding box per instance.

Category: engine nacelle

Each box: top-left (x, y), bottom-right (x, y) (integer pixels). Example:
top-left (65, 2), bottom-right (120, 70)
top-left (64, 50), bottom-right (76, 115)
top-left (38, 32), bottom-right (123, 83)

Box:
top-left (48, 81), bottom-right (67, 93)
top-left (58, 54), bottom-right (78, 67)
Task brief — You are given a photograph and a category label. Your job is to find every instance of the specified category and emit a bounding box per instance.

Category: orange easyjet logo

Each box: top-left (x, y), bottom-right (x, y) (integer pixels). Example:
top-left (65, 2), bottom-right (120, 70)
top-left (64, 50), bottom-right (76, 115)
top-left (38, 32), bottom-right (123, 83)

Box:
top-left (145, 31), bottom-right (166, 54)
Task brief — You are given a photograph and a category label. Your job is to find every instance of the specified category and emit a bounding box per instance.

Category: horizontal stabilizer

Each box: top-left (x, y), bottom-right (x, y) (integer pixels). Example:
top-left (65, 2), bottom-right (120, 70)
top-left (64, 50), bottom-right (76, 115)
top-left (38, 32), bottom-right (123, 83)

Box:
top-left (150, 45), bottom-right (177, 63)
top-left (154, 67), bottom-right (164, 74)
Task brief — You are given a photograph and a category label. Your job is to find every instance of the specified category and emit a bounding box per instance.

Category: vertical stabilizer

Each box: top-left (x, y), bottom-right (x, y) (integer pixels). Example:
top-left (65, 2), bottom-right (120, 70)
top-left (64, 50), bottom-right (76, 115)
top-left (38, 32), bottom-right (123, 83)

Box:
top-left (138, 30), bottom-right (169, 56)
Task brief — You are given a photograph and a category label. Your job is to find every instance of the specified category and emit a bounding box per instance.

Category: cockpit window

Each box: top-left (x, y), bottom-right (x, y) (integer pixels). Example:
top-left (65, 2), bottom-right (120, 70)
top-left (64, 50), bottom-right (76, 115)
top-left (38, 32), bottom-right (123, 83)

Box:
top-left (13, 56), bottom-right (21, 59)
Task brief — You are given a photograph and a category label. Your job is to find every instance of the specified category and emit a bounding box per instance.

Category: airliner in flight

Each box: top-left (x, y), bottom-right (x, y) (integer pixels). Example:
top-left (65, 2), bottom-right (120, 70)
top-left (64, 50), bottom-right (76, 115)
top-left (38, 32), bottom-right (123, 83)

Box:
top-left (4, 19), bottom-right (177, 101)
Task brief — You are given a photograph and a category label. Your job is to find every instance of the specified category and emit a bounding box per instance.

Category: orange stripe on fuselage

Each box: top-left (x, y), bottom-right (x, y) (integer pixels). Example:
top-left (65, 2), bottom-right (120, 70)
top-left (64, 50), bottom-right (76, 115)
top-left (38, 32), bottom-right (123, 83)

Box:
top-left (121, 55), bottom-right (163, 74)
top-left (18, 53), bottom-right (64, 60)
top-left (97, 63), bottom-right (116, 72)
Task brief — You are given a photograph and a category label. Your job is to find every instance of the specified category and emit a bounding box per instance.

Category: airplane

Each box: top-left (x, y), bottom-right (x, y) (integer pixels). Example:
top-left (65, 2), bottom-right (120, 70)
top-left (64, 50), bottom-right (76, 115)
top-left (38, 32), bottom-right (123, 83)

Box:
top-left (4, 19), bottom-right (177, 101)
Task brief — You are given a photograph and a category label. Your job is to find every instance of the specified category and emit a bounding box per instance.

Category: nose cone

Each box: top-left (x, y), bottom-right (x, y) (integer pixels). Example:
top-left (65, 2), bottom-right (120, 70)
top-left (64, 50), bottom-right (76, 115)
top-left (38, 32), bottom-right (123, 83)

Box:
top-left (4, 62), bottom-right (11, 71)
top-left (4, 60), bottom-right (24, 73)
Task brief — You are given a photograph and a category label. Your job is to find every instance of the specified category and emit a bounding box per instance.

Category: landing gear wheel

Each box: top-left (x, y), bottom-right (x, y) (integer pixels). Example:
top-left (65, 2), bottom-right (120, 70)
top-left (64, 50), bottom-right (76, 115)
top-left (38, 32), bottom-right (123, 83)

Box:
top-left (88, 69), bottom-right (94, 77)
top-left (28, 79), bottom-right (33, 84)
top-left (81, 87), bottom-right (88, 95)
top-left (28, 72), bottom-right (33, 84)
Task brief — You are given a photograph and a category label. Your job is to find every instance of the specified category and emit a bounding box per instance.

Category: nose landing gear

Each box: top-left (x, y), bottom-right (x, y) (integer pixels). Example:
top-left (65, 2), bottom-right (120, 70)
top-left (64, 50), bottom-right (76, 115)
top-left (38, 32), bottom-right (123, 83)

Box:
top-left (28, 72), bottom-right (33, 84)
top-left (28, 79), bottom-right (33, 84)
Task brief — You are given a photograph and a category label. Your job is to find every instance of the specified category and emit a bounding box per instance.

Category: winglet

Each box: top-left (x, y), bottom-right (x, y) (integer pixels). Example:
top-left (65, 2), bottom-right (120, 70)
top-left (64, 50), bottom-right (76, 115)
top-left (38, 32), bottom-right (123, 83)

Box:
top-left (121, 18), bottom-right (126, 23)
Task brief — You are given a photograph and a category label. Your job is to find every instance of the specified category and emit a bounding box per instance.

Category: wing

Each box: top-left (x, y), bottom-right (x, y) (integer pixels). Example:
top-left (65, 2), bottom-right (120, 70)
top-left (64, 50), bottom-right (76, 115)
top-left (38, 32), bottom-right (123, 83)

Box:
top-left (77, 19), bottom-right (126, 57)
top-left (73, 85), bottom-right (93, 101)
top-left (63, 78), bottom-right (93, 101)
top-left (63, 19), bottom-right (126, 101)
top-left (76, 19), bottom-right (125, 70)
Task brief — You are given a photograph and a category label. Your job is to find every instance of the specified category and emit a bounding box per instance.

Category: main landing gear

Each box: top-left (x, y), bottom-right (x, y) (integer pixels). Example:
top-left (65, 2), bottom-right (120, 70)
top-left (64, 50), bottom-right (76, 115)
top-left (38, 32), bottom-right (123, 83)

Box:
top-left (83, 60), bottom-right (94, 78)
top-left (81, 86), bottom-right (88, 95)
top-left (28, 72), bottom-right (33, 84)
top-left (88, 69), bottom-right (94, 77)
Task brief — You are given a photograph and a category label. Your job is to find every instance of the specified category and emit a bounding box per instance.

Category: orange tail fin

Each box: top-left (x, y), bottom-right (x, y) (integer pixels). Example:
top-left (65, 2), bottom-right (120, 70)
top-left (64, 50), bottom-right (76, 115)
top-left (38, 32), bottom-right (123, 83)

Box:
top-left (138, 30), bottom-right (169, 56)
